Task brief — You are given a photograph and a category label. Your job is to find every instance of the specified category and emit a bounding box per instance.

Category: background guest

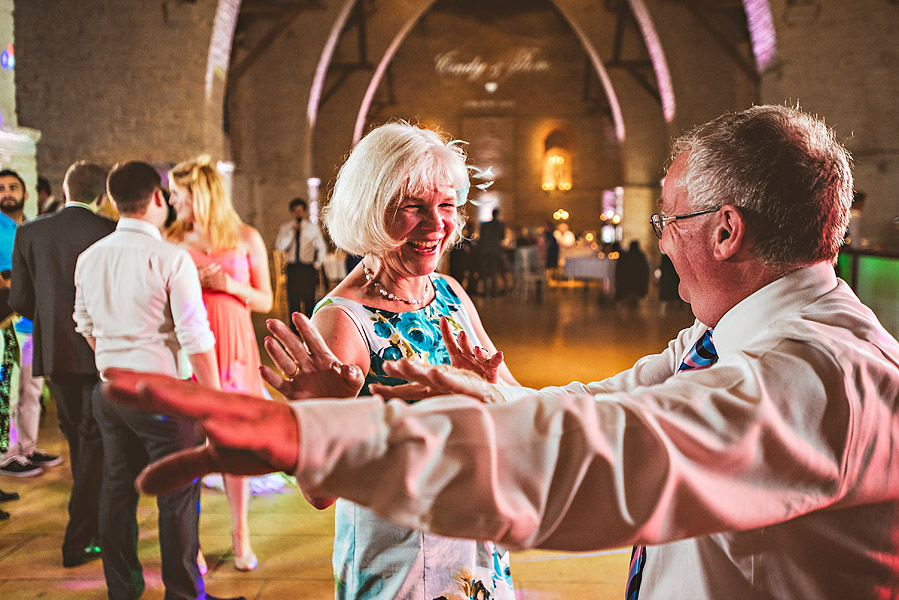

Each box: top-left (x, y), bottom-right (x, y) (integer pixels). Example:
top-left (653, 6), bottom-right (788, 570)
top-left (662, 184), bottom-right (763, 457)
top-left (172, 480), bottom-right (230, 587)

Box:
top-left (478, 208), bottom-right (506, 297)
top-left (614, 240), bottom-right (650, 307)
top-left (9, 161), bottom-right (113, 566)
top-left (37, 176), bottom-right (63, 215)
top-left (167, 155), bottom-right (273, 572)
top-left (75, 161), bottom-right (239, 600)
top-left (0, 169), bottom-right (58, 480)
top-left (274, 197), bottom-right (326, 323)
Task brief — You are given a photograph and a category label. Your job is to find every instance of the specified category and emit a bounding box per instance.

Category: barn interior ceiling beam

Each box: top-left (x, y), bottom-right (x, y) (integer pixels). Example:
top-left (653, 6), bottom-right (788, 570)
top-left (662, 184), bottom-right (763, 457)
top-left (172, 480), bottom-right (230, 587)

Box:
top-left (601, 0), bottom-right (662, 106)
top-left (230, 0), bottom-right (326, 83)
top-left (583, 56), bottom-right (614, 119)
top-left (320, 1), bottom-right (379, 108)
top-left (670, 0), bottom-right (759, 81)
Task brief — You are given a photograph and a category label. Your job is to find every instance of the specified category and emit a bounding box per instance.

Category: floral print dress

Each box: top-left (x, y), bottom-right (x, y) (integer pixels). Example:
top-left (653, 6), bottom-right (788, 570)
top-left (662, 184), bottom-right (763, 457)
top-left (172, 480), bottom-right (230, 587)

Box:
top-left (314, 275), bottom-right (515, 600)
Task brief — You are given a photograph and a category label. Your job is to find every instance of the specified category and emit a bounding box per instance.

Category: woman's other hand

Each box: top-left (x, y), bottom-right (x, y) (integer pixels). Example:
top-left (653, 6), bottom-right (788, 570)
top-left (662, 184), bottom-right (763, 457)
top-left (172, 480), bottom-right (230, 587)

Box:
top-left (261, 313), bottom-right (365, 401)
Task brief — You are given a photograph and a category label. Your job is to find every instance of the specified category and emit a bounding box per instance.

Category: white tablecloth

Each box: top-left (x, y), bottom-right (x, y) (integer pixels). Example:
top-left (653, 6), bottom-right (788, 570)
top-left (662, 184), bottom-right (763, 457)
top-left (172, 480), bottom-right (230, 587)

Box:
top-left (563, 256), bottom-right (614, 281)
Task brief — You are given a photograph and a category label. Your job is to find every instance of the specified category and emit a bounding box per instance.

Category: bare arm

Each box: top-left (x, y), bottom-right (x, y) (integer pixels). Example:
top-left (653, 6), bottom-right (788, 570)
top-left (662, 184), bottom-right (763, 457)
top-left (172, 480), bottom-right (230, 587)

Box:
top-left (187, 348), bottom-right (221, 391)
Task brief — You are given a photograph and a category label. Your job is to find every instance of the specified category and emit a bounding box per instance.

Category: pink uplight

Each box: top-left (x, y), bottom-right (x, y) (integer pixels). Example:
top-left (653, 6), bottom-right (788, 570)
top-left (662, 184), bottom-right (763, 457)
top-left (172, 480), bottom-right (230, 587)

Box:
top-left (307, 0), bottom-right (358, 130)
top-left (627, 0), bottom-right (676, 122)
top-left (353, 13), bottom-right (426, 144)
top-left (205, 0), bottom-right (242, 100)
top-left (558, 15), bottom-right (626, 141)
top-left (742, 0), bottom-right (777, 71)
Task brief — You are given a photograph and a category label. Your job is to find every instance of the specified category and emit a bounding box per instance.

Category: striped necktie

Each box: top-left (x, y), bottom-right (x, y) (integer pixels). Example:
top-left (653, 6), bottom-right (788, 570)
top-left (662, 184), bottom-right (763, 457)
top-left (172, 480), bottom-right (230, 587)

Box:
top-left (625, 329), bottom-right (718, 600)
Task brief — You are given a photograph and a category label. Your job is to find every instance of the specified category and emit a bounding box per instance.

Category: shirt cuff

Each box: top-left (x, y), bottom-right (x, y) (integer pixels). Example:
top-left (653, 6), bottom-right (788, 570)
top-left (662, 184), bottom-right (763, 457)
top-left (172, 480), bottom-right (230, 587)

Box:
top-left (178, 330), bottom-right (216, 356)
top-left (290, 396), bottom-right (388, 490)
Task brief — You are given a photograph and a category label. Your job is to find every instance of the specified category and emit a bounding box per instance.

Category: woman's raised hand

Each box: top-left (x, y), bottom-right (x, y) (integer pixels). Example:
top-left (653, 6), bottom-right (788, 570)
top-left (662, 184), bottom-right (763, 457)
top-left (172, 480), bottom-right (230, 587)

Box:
top-left (261, 313), bottom-right (365, 401)
top-left (439, 317), bottom-right (505, 383)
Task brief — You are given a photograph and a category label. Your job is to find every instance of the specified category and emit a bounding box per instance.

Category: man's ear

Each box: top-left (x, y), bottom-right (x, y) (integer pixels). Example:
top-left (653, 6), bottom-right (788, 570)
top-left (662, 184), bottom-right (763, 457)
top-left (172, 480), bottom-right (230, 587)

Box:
top-left (153, 189), bottom-right (166, 206)
top-left (712, 205), bottom-right (745, 260)
top-left (96, 193), bottom-right (107, 208)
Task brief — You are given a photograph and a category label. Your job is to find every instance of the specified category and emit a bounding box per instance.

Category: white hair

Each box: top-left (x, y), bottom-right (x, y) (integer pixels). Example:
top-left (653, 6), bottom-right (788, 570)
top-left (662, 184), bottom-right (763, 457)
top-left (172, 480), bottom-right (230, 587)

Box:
top-left (324, 122), bottom-right (469, 257)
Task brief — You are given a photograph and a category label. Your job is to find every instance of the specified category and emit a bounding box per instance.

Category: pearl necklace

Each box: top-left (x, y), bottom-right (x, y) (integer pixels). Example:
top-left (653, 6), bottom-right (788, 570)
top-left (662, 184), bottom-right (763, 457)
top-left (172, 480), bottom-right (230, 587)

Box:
top-left (363, 264), bottom-right (432, 306)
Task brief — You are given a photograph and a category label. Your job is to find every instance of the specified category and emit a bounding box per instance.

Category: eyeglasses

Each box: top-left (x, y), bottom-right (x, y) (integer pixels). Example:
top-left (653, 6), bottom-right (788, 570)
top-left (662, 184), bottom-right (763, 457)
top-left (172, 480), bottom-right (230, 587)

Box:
top-left (650, 207), bottom-right (720, 239)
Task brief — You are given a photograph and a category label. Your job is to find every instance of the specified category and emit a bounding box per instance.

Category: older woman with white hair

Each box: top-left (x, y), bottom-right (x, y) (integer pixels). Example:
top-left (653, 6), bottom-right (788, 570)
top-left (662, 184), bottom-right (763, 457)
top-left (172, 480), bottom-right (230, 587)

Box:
top-left (262, 121), bottom-right (518, 599)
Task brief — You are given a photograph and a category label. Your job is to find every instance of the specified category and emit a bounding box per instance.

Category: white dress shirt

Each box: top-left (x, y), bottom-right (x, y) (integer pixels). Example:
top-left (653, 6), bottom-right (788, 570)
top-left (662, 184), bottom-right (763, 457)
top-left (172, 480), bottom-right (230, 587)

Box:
top-left (288, 262), bottom-right (899, 599)
top-left (74, 218), bottom-right (215, 381)
top-left (274, 218), bottom-right (325, 268)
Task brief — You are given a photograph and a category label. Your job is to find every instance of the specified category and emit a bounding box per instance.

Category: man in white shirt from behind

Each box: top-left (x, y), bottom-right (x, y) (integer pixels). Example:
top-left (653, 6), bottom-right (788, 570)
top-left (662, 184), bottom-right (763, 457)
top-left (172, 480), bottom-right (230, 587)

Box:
top-left (74, 161), bottom-right (241, 600)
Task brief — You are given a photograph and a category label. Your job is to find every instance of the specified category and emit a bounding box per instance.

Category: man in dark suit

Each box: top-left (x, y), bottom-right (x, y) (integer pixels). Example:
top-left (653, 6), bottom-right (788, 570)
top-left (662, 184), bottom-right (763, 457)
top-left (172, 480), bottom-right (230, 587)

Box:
top-left (9, 161), bottom-right (115, 567)
top-left (478, 208), bottom-right (507, 297)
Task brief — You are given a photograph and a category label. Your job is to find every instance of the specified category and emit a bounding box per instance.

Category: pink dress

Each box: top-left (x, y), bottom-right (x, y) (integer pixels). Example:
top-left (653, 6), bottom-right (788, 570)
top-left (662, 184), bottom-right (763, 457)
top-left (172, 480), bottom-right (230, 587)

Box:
top-left (188, 248), bottom-right (265, 397)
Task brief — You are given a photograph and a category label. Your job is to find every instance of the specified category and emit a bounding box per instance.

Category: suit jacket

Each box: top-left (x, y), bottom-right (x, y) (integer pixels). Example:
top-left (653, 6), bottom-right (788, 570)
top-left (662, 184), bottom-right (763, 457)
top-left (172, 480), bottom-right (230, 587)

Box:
top-left (9, 205), bottom-right (116, 376)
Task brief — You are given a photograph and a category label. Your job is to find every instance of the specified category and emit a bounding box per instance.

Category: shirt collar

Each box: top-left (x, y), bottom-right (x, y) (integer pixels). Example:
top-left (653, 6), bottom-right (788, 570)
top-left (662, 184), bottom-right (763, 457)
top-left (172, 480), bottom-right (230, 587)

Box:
top-left (712, 262), bottom-right (839, 359)
top-left (65, 201), bottom-right (95, 212)
top-left (116, 217), bottom-right (162, 240)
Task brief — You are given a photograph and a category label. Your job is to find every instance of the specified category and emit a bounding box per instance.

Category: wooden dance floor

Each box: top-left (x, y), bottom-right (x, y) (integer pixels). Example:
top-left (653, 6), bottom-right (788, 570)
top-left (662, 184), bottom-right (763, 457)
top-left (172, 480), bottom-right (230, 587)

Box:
top-left (0, 284), bottom-right (694, 599)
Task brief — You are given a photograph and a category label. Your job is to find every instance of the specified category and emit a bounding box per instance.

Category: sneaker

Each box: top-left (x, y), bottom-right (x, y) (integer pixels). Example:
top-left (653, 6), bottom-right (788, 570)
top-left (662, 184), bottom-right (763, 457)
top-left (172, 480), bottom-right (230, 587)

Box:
top-left (27, 450), bottom-right (62, 467)
top-left (0, 457), bottom-right (43, 478)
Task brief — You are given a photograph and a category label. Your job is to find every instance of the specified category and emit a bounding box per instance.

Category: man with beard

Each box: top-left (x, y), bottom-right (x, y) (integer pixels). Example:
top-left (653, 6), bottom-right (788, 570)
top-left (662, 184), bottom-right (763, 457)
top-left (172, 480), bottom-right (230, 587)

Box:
top-left (0, 170), bottom-right (59, 481)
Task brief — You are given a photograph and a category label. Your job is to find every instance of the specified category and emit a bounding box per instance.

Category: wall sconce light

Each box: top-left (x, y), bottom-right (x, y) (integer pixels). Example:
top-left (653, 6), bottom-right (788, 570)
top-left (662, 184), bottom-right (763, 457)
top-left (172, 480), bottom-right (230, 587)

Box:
top-left (542, 149), bottom-right (573, 192)
top-left (553, 209), bottom-right (569, 220)
top-left (542, 129), bottom-right (573, 192)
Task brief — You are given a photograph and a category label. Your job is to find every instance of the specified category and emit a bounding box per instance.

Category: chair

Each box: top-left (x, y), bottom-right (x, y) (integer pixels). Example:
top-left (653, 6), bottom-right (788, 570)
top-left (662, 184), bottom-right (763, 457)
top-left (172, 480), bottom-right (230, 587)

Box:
top-left (322, 252), bottom-right (347, 290)
top-left (512, 246), bottom-right (545, 302)
top-left (270, 249), bottom-right (289, 321)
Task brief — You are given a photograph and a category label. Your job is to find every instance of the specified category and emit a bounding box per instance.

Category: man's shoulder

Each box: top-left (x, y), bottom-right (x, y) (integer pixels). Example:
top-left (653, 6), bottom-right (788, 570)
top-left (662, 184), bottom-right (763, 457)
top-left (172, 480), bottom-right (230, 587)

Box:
top-left (22, 207), bottom-right (115, 231)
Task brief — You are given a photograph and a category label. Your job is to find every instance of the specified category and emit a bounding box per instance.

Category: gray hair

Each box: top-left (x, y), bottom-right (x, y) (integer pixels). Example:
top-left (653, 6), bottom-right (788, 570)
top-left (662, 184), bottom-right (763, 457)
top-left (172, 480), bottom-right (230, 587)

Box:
top-left (672, 104), bottom-right (853, 266)
top-left (324, 122), bottom-right (468, 257)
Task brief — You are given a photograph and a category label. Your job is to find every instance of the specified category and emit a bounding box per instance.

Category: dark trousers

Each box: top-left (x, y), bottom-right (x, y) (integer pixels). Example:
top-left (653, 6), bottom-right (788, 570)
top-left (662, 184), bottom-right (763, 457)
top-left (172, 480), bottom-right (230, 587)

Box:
top-left (286, 262), bottom-right (319, 320)
top-left (49, 373), bottom-right (104, 561)
top-left (479, 251), bottom-right (502, 297)
top-left (92, 383), bottom-right (204, 600)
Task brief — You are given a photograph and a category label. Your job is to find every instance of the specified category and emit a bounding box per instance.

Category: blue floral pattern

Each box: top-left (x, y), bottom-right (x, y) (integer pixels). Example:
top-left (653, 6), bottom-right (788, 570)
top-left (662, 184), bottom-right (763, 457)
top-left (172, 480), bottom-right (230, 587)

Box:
top-left (316, 277), bottom-right (472, 398)
top-left (314, 277), bottom-right (514, 600)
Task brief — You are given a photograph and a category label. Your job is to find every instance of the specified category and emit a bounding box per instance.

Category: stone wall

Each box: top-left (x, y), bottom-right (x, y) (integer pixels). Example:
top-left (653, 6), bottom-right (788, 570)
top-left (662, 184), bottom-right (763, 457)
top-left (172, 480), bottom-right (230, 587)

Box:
top-left (14, 0), bottom-right (221, 199)
top-left (10, 0), bottom-right (899, 250)
top-left (763, 0), bottom-right (899, 250)
top-left (0, 0), bottom-right (39, 216)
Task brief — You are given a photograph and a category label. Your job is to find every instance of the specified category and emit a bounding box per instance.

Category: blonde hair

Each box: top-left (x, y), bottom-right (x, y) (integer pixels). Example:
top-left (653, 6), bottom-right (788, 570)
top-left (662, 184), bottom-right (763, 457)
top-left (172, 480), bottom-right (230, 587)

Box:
top-left (324, 122), bottom-right (469, 257)
top-left (167, 155), bottom-right (243, 252)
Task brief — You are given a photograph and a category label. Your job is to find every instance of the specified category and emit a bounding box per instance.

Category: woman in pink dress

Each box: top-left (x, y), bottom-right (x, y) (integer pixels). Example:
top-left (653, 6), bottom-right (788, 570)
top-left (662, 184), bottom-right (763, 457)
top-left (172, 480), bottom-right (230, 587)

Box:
top-left (167, 156), bottom-right (273, 571)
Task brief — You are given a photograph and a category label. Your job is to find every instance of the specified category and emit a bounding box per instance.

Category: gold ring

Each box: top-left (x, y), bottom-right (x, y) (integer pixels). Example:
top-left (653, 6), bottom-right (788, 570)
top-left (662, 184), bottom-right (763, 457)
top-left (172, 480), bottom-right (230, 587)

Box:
top-left (287, 364), bottom-right (301, 379)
